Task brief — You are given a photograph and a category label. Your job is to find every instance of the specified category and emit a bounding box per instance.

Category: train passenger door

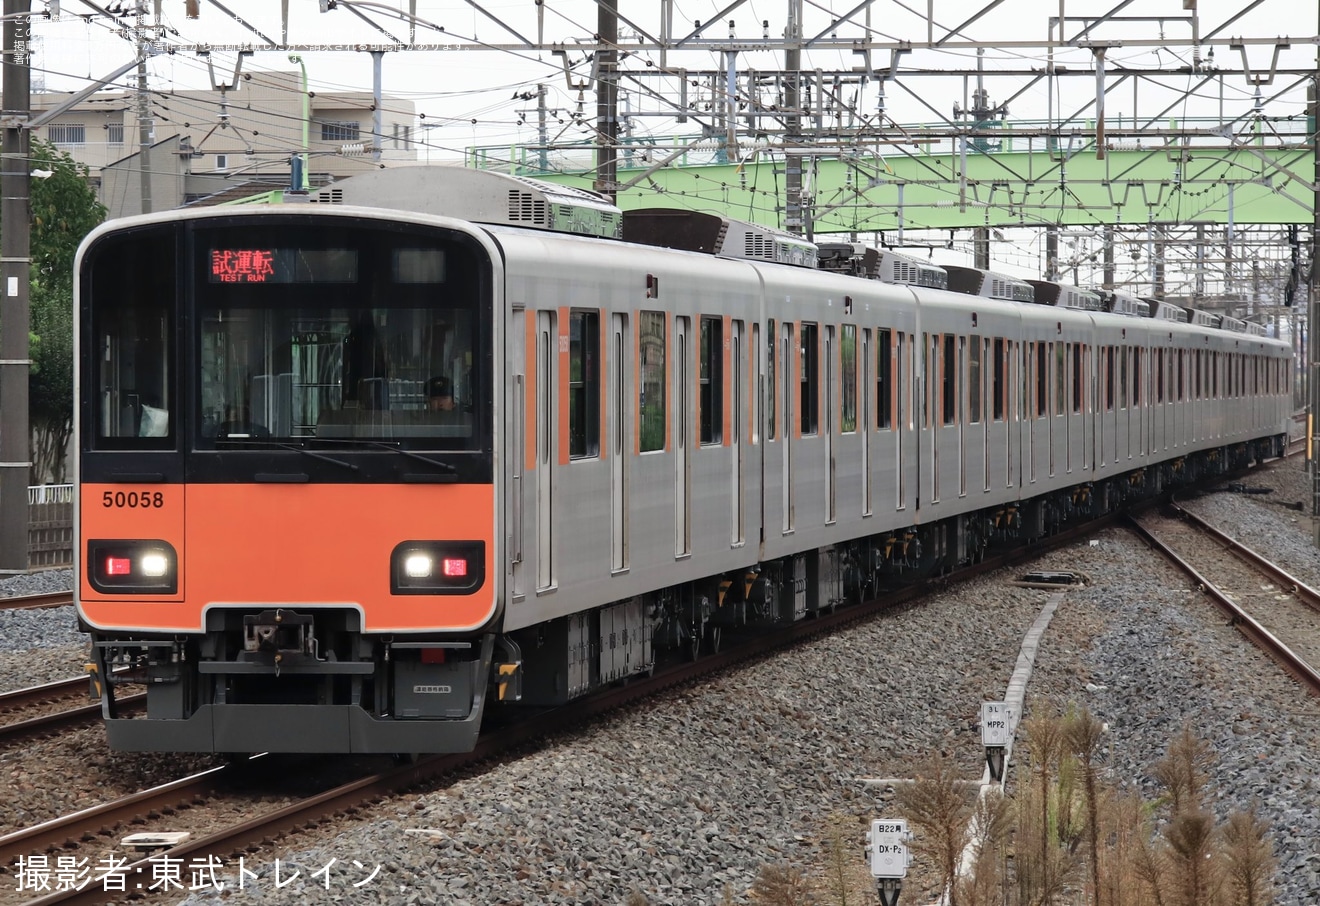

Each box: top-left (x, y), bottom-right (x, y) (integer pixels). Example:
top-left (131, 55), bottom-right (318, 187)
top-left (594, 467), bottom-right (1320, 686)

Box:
top-left (782, 322), bottom-right (794, 534)
top-left (675, 316), bottom-right (691, 557)
top-left (731, 320), bottom-right (745, 545)
top-left (536, 310), bottom-right (556, 591)
top-left (509, 309), bottom-right (526, 601)
top-left (825, 325), bottom-right (836, 524)
top-left (896, 331), bottom-right (907, 511)
top-left (861, 329), bottom-right (872, 516)
top-left (611, 314), bottom-right (628, 571)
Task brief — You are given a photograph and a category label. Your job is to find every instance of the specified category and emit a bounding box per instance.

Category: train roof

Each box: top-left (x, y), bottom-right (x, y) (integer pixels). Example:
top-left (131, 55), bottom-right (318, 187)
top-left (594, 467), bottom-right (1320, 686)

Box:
top-left (942, 265), bottom-right (1035, 303)
top-left (308, 166), bottom-right (624, 240)
top-left (622, 208), bottom-right (817, 268)
top-left (1026, 280), bottom-right (1104, 311)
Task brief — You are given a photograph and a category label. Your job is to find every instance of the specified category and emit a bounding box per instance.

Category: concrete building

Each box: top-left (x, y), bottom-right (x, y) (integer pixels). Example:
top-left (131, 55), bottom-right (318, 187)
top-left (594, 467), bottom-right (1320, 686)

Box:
top-left (33, 70), bottom-right (417, 219)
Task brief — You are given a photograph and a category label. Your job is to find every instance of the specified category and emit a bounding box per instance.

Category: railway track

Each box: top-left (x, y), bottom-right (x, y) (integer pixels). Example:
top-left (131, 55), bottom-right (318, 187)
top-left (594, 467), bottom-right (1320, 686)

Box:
top-left (0, 678), bottom-right (143, 747)
top-left (1128, 506), bottom-right (1320, 698)
top-left (2, 453), bottom-right (1300, 905)
top-left (4, 500), bottom-right (1141, 906)
top-left (0, 591), bottom-right (73, 611)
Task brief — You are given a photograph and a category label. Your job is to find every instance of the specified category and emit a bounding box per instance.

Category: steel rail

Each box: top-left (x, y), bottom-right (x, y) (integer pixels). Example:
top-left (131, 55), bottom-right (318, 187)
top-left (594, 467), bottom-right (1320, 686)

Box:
top-left (0, 590), bottom-right (73, 610)
top-left (1169, 502), bottom-right (1320, 616)
top-left (1126, 516), bottom-right (1320, 699)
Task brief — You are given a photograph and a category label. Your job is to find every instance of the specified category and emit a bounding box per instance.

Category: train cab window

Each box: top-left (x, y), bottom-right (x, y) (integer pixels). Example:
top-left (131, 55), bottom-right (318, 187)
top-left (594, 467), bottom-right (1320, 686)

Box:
top-left (877, 329), bottom-right (893, 429)
top-left (841, 325), bottom-right (857, 433)
top-left (800, 323), bottom-right (819, 435)
top-left (569, 310), bottom-right (600, 458)
top-left (192, 229), bottom-right (484, 451)
top-left (699, 316), bottom-right (723, 445)
top-left (639, 311), bottom-right (666, 452)
top-left (85, 227), bottom-right (176, 449)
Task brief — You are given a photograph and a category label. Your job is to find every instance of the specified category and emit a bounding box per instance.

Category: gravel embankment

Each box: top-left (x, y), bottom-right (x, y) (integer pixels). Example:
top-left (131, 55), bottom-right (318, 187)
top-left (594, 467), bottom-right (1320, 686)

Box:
top-left (4, 459), bottom-right (1318, 906)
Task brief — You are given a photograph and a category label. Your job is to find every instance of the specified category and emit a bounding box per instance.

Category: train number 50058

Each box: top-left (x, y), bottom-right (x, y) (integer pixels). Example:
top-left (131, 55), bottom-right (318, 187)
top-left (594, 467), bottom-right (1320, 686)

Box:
top-left (102, 491), bottom-right (164, 508)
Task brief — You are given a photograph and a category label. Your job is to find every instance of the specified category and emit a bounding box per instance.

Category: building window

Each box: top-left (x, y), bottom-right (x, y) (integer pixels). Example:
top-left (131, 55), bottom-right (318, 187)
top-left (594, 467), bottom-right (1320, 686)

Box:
top-left (841, 324), bottom-right (857, 432)
top-left (800, 323), bottom-right (818, 435)
top-left (699, 316), bottom-right (722, 444)
top-left (320, 120), bottom-right (360, 142)
top-left (106, 122), bottom-right (124, 145)
top-left (392, 123), bottom-right (412, 149)
top-left (568, 310), bottom-right (599, 458)
top-left (48, 123), bottom-right (86, 146)
top-left (639, 311), bottom-right (666, 452)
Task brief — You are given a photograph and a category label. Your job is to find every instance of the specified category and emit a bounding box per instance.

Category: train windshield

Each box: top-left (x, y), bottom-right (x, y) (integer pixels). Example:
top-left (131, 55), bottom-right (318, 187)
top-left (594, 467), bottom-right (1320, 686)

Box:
top-left (83, 219), bottom-right (491, 454)
top-left (194, 226), bottom-right (484, 450)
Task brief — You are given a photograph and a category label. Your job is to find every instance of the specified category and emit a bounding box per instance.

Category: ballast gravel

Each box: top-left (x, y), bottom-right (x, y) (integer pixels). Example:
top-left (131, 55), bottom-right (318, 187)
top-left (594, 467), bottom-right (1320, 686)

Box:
top-left (4, 461), bottom-right (1319, 905)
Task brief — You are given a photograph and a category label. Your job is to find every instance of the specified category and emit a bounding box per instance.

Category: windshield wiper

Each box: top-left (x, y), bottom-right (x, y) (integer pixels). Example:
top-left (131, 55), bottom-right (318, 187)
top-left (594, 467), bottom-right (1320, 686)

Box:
top-left (214, 438), bottom-right (359, 472)
top-left (309, 438), bottom-right (457, 473)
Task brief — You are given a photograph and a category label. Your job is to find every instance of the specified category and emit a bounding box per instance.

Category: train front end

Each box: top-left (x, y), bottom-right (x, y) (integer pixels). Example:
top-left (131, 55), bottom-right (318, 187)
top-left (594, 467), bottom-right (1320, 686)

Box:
top-left (74, 208), bottom-right (503, 754)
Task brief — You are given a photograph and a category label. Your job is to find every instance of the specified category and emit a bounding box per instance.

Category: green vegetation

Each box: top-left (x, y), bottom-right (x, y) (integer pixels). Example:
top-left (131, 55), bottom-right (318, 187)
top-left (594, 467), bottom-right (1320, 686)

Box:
top-left (21, 138), bottom-right (107, 482)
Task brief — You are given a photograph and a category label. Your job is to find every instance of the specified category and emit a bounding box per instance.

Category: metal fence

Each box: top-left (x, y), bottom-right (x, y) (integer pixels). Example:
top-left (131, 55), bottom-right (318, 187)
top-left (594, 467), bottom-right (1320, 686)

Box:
top-left (28, 484), bottom-right (73, 569)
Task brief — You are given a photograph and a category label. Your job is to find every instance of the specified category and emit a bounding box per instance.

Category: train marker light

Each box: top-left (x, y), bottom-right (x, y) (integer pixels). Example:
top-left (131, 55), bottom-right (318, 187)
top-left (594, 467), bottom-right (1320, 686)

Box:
top-left (442, 557), bottom-right (468, 577)
top-left (404, 553), bottom-right (434, 578)
top-left (140, 552), bottom-right (170, 577)
top-left (105, 556), bottom-right (132, 576)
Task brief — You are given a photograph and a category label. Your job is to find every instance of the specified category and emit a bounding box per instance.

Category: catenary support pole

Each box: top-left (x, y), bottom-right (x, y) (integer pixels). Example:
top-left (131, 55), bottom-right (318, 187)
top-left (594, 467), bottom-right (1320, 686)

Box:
top-left (0, 0), bottom-right (32, 572)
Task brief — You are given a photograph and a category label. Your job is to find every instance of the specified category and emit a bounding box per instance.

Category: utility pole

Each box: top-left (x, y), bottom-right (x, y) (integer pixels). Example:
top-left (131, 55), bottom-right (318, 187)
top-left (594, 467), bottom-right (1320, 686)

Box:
top-left (1310, 58), bottom-right (1320, 545)
top-left (135, 1), bottom-right (152, 214)
top-left (594, 2), bottom-right (618, 201)
top-left (0, 0), bottom-right (32, 572)
top-left (784, 0), bottom-right (803, 235)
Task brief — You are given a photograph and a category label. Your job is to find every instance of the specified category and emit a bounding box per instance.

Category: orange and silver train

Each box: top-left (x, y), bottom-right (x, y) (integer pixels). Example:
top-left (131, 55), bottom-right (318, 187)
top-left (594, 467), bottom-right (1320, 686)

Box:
top-left (75, 168), bottom-right (1292, 754)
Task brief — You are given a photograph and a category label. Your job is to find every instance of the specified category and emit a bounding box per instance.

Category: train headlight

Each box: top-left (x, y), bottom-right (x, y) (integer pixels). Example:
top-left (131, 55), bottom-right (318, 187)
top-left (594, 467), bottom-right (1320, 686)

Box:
top-left (404, 553), bottom-right (434, 578)
top-left (391, 541), bottom-right (485, 595)
top-left (87, 540), bottom-right (178, 594)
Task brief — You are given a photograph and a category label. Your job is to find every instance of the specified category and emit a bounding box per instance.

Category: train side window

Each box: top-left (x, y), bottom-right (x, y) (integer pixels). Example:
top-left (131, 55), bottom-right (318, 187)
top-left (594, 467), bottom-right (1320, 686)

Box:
top-left (1055, 343), bottom-right (1066, 416)
top-left (639, 311), bottom-right (666, 452)
top-left (1105, 346), bottom-right (1116, 411)
top-left (1134, 348), bottom-right (1143, 406)
top-left (968, 336), bottom-right (982, 424)
top-left (877, 328), bottom-right (892, 429)
top-left (992, 337), bottom-right (1005, 421)
top-left (800, 323), bottom-right (819, 435)
top-left (1072, 343), bottom-right (1083, 413)
top-left (1036, 342), bottom-right (1048, 418)
top-left (568, 310), bottom-right (600, 458)
top-left (941, 335), bottom-right (957, 425)
top-left (699, 316), bottom-right (723, 445)
top-left (841, 324), bottom-right (857, 433)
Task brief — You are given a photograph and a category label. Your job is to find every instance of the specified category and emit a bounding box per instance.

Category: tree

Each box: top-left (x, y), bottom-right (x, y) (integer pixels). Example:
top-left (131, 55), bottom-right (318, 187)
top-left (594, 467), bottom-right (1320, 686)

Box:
top-left (23, 138), bottom-right (107, 482)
